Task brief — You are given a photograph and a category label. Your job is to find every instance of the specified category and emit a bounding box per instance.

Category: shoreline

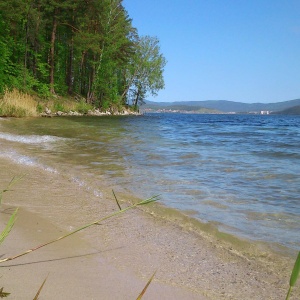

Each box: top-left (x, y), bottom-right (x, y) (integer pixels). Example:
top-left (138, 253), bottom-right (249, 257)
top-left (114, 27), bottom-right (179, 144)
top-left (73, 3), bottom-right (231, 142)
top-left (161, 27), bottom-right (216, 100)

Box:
top-left (139, 197), bottom-right (298, 259)
top-left (40, 107), bottom-right (141, 118)
top-left (0, 157), bottom-right (299, 299)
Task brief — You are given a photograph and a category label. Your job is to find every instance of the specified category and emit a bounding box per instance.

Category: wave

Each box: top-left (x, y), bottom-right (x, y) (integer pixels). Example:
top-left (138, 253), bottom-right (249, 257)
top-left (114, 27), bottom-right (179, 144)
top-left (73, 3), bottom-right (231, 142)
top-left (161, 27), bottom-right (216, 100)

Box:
top-left (0, 149), bottom-right (103, 198)
top-left (0, 133), bottom-right (66, 144)
top-left (0, 149), bottom-right (58, 173)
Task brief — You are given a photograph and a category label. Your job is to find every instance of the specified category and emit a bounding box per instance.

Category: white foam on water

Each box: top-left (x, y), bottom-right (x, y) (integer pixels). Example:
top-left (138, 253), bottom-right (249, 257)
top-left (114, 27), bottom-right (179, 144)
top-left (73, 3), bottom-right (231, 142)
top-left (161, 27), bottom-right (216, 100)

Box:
top-left (0, 149), bottom-right (58, 174)
top-left (0, 132), bottom-right (65, 144)
top-left (0, 148), bottom-right (103, 199)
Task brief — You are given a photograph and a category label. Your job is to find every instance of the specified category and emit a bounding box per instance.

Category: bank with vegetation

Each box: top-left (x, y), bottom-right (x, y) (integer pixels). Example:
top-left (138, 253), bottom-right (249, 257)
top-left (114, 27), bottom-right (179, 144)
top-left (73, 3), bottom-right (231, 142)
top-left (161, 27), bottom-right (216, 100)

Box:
top-left (0, 0), bottom-right (166, 117)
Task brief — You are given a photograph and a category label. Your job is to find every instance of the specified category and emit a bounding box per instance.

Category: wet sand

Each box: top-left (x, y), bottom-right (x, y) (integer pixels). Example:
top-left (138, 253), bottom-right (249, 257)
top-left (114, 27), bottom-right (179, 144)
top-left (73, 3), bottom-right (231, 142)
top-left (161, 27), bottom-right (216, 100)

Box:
top-left (0, 157), bottom-right (299, 299)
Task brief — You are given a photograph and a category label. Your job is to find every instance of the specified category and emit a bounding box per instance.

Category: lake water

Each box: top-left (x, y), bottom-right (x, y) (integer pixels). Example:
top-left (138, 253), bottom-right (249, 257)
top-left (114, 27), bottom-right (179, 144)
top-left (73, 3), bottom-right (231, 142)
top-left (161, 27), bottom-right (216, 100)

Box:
top-left (0, 113), bottom-right (299, 251)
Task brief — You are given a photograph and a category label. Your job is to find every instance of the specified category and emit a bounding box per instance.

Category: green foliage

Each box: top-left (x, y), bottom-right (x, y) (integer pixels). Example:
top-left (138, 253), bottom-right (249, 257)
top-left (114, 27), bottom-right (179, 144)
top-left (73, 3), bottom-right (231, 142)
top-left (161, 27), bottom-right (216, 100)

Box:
top-left (53, 102), bottom-right (65, 112)
top-left (0, 37), bottom-right (15, 93)
top-left (124, 36), bottom-right (166, 109)
top-left (101, 100), bottom-right (110, 111)
top-left (75, 100), bottom-right (93, 114)
top-left (0, 209), bottom-right (18, 245)
top-left (36, 83), bottom-right (51, 99)
top-left (36, 103), bottom-right (43, 113)
top-left (290, 252), bottom-right (300, 287)
top-left (0, 0), bottom-right (166, 111)
top-left (34, 61), bottom-right (51, 98)
top-left (0, 14), bottom-right (11, 93)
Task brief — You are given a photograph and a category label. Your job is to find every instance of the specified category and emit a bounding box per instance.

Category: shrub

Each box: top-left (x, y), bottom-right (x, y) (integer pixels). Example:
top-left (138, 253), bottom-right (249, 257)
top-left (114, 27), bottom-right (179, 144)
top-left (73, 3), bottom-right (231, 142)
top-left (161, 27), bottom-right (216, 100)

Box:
top-left (75, 100), bottom-right (93, 114)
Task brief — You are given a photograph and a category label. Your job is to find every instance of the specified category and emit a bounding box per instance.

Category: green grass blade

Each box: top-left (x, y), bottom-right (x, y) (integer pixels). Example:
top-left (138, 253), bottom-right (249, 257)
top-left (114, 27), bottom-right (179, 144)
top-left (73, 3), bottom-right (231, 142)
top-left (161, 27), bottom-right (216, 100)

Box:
top-left (0, 196), bottom-right (159, 263)
top-left (0, 175), bottom-right (26, 205)
top-left (290, 251), bottom-right (300, 287)
top-left (5, 175), bottom-right (26, 192)
top-left (33, 275), bottom-right (48, 300)
top-left (285, 287), bottom-right (292, 300)
top-left (136, 271), bottom-right (156, 300)
top-left (285, 251), bottom-right (300, 300)
top-left (0, 208), bottom-right (18, 245)
top-left (136, 195), bottom-right (160, 206)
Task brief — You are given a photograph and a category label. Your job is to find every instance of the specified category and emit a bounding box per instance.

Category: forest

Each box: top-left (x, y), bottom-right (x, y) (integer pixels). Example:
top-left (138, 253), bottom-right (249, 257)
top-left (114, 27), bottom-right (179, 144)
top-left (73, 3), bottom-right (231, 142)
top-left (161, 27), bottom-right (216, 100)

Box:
top-left (0, 0), bottom-right (166, 111)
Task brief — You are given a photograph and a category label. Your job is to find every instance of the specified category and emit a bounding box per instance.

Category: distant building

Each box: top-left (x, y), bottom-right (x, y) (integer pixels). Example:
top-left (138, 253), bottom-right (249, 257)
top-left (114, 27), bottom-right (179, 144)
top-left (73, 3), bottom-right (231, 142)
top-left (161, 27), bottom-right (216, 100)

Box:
top-left (260, 110), bottom-right (270, 115)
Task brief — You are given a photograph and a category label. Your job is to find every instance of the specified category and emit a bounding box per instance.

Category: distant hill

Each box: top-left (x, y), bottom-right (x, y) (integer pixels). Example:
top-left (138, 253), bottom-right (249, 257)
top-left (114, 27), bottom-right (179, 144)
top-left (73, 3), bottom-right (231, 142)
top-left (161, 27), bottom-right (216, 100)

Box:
top-left (142, 102), bottom-right (220, 114)
top-left (272, 105), bottom-right (300, 115)
top-left (142, 99), bottom-right (300, 113)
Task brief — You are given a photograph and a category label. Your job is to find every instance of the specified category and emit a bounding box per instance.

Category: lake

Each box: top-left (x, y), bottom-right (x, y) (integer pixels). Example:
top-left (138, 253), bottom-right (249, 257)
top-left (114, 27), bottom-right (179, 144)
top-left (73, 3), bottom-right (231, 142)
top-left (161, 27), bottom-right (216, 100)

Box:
top-left (0, 113), bottom-right (299, 251)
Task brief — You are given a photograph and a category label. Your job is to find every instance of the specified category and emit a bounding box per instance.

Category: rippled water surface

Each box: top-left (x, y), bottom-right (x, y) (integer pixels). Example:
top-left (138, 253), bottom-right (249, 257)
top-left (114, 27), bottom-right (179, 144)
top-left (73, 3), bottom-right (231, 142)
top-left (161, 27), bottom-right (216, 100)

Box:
top-left (0, 114), bottom-right (299, 250)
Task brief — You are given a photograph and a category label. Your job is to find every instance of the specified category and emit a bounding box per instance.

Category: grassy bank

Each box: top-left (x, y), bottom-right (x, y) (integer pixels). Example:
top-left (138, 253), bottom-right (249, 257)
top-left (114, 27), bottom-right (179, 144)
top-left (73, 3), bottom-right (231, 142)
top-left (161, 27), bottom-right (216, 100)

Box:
top-left (0, 89), bottom-right (138, 118)
top-left (0, 89), bottom-right (95, 118)
top-left (0, 89), bottom-right (38, 117)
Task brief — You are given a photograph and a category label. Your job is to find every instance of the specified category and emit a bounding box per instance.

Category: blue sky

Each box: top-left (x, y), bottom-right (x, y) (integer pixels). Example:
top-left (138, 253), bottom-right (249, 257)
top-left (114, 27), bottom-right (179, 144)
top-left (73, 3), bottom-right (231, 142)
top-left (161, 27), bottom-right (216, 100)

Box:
top-left (123, 0), bottom-right (300, 103)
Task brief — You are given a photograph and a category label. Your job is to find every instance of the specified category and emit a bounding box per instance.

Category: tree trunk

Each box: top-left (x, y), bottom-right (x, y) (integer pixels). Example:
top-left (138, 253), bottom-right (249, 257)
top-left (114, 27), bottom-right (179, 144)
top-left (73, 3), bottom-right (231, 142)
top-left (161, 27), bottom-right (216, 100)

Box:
top-left (133, 87), bottom-right (140, 110)
top-left (87, 53), bottom-right (97, 103)
top-left (24, 20), bottom-right (29, 89)
top-left (49, 12), bottom-right (58, 94)
top-left (66, 36), bottom-right (74, 94)
top-left (32, 21), bottom-right (40, 79)
top-left (79, 50), bottom-right (86, 95)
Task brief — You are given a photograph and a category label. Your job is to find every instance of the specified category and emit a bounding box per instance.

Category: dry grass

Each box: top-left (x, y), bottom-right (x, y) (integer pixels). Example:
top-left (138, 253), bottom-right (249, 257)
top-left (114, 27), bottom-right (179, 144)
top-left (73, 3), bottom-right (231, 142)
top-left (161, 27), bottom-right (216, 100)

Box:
top-left (0, 89), bottom-right (38, 117)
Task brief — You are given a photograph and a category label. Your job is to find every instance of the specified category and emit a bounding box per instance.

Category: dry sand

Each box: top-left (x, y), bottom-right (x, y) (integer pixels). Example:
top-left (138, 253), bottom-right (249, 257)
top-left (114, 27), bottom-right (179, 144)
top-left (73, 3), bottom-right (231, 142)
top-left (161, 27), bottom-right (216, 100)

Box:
top-left (0, 157), bottom-right (299, 299)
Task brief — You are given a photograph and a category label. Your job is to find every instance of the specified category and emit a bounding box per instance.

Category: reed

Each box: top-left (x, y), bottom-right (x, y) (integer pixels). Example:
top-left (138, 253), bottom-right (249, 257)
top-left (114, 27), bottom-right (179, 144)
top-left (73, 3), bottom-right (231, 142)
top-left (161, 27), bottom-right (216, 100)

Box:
top-left (33, 276), bottom-right (48, 300)
top-left (0, 89), bottom-right (38, 117)
top-left (0, 177), bottom-right (158, 298)
top-left (0, 175), bottom-right (26, 205)
top-left (1, 178), bottom-right (299, 299)
top-left (136, 271), bottom-right (157, 300)
top-left (0, 208), bottom-right (18, 245)
top-left (0, 178), bottom-right (23, 298)
top-left (0, 195), bottom-right (159, 263)
top-left (0, 176), bottom-right (24, 245)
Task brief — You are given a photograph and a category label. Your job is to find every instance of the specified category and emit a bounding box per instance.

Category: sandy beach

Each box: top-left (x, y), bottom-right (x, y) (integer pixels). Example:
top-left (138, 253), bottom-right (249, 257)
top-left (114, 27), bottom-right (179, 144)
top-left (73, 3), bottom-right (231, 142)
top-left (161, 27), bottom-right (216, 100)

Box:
top-left (0, 157), bottom-right (299, 299)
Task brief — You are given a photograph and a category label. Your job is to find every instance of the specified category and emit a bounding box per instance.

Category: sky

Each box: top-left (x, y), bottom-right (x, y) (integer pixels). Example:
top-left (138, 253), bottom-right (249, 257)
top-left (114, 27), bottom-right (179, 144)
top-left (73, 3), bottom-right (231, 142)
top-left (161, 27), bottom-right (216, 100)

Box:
top-left (123, 0), bottom-right (300, 103)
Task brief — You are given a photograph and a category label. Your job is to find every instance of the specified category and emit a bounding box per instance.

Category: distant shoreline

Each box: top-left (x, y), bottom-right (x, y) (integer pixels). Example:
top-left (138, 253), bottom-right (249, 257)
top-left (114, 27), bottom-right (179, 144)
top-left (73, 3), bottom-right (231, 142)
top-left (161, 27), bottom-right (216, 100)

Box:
top-left (142, 98), bottom-right (300, 115)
